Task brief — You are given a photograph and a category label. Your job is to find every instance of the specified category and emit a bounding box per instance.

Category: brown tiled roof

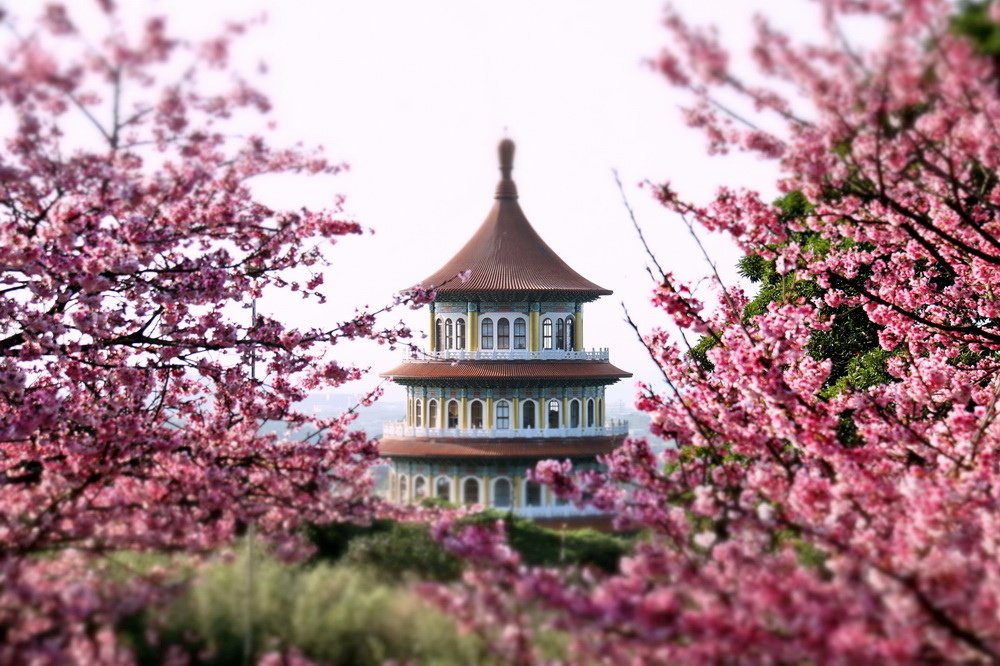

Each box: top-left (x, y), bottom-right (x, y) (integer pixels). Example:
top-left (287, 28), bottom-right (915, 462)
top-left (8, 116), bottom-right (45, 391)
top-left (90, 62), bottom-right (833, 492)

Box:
top-left (379, 435), bottom-right (624, 459)
top-left (417, 140), bottom-right (611, 299)
top-left (381, 360), bottom-right (631, 382)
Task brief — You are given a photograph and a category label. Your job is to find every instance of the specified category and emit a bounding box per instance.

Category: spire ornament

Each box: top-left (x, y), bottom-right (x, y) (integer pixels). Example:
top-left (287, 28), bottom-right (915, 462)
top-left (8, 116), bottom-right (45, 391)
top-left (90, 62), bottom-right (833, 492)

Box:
top-left (495, 138), bottom-right (518, 200)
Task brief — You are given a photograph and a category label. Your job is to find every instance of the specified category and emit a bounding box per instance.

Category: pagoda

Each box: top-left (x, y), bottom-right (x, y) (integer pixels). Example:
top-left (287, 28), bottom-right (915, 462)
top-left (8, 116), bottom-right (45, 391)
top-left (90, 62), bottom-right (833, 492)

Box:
top-left (380, 139), bottom-right (631, 518)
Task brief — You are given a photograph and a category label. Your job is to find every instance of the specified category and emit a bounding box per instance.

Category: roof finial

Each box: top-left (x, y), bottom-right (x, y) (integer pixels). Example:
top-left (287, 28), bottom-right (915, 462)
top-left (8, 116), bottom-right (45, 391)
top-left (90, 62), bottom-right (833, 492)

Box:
top-left (499, 138), bottom-right (514, 179)
top-left (496, 138), bottom-right (517, 199)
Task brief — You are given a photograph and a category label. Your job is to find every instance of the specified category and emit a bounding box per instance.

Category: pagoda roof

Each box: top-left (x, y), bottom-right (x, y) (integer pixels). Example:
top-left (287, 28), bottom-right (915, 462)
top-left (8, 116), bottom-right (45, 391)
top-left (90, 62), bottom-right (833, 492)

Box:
top-left (381, 360), bottom-right (631, 384)
top-left (417, 139), bottom-right (612, 301)
top-left (378, 435), bottom-right (624, 459)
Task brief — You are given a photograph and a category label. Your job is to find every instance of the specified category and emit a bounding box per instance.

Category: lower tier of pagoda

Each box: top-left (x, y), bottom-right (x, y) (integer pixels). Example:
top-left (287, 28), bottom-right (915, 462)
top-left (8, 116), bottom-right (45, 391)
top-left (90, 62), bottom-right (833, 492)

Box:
top-left (384, 452), bottom-right (618, 518)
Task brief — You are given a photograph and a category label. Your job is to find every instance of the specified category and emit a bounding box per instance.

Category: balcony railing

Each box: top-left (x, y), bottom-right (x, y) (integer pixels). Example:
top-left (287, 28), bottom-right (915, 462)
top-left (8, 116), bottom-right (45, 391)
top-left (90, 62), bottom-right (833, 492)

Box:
top-left (406, 348), bottom-right (610, 362)
top-left (382, 420), bottom-right (629, 439)
top-left (512, 504), bottom-right (602, 518)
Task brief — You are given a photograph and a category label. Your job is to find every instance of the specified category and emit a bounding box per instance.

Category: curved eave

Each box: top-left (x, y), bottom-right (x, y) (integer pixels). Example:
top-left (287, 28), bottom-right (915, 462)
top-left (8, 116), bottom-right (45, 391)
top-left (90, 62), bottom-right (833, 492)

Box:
top-left (379, 435), bottom-right (625, 459)
top-left (429, 287), bottom-right (612, 303)
top-left (381, 360), bottom-right (632, 384)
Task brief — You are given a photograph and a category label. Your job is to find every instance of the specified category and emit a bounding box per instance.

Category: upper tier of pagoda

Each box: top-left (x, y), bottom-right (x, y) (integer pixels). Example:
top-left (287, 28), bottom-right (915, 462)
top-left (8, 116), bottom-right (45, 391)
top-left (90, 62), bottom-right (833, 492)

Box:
top-left (418, 138), bottom-right (612, 301)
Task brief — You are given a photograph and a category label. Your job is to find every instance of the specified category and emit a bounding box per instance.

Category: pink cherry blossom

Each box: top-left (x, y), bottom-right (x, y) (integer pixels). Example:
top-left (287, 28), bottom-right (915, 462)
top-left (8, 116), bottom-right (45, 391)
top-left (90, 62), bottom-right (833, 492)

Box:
top-left (0, 5), bottom-right (434, 661)
top-left (425, 2), bottom-right (1000, 663)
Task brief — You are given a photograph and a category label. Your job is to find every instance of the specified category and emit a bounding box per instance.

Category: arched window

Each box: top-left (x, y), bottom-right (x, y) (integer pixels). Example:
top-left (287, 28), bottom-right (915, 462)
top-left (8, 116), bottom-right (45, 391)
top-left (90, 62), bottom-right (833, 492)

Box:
top-left (497, 318), bottom-right (510, 349)
top-left (542, 318), bottom-right (552, 350)
top-left (398, 475), bottom-right (409, 503)
top-left (587, 398), bottom-right (595, 428)
top-left (428, 399), bottom-right (438, 428)
top-left (522, 400), bottom-right (536, 429)
top-left (456, 318), bottom-right (466, 350)
top-left (555, 318), bottom-right (565, 350)
top-left (525, 481), bottom-right (542, 507)
top-left (414, 476), bottom-right (427, 500)
top-left (445, 319), bottom-right (454, 350)
top-left (495, 400), bottom-right (510, 429)
top-left (463, 478), bottom-right (480, 505)
top-left (470, 400), bottom-right (483, 429)
top-left (493, 478), bottom-right (512, 508)
top-left (598, 398), bottom-right (604, 426)
top-left (447, 400), bottom-right (459, 429)
top-left (414, 399), bottom-right (423, 428)
top-left (566, 316), bottom-right (575, 350)
top-left (570, 399), bottom-right (580, 428)
top-left (435, 476), bottom-right (452, 501)
top-left (435, 318), bottom-right (443, 352)
top-left (513, 318), bottom-right (526, 350)
top-left (548, 399), bottom-right (561, 428)
top-left (481, 317), bottom-right (494, 350)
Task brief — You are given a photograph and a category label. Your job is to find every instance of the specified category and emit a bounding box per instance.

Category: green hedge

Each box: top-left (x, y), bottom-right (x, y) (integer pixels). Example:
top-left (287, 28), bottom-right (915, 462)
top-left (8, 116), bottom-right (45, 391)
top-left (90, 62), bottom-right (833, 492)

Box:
top-left (340, 522), bottom-right (464, 582)
top-left (308, 512), bottom-right (631, 577)
top-left (470, 512), bottom-right (630, 572)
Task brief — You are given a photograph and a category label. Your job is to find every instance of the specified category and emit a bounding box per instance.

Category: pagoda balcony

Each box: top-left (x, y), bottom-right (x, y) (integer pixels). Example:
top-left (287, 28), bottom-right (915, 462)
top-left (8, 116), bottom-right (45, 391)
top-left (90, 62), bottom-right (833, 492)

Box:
top-left (512, 504), bottom-right (603, 518)
top-left (410, 348), bottom-right (610, 362)
top-left (381, 420), bottom-right (629, 439)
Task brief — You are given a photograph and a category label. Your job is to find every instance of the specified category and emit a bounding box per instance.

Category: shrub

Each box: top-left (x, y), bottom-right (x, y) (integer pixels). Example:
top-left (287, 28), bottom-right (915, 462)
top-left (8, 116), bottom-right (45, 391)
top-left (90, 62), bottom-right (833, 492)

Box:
top-left (118, 545), bottom-right (485, 665)
top-left (341, 523), bottom-right (464, 582)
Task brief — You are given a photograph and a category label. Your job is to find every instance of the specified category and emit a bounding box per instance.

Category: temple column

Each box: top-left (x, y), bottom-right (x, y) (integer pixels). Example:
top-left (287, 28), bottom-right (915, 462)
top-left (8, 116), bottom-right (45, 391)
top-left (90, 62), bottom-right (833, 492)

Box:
top-left (486, 391), bottom-right (494, 429)
top-left (468, 302), bottom-right (479, 352)
top-left (529, 302), bottom-right (540, 352)
top-left (422, 387), bottom-right (428, 429)
top-left (513, 396), bottom-right (520, 430)
top-left (574, 303), bottom-right (583, 351)
top-left (429, 303), bottom-right (437, 352)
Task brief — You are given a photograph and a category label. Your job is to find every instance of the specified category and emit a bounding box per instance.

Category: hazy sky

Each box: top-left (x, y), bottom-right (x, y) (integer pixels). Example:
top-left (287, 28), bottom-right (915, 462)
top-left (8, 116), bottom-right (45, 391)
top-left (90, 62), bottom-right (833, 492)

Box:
top-left (19, 1), bottom-right (857, 406)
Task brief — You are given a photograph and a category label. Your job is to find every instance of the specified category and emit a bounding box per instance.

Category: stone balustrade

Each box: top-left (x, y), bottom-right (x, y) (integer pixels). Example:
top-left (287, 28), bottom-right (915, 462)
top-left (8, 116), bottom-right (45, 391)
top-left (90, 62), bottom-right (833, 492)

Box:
top-left (407, 348), bottom-right (610, 362)
top-left (382, 420), bottom-right (629, 439)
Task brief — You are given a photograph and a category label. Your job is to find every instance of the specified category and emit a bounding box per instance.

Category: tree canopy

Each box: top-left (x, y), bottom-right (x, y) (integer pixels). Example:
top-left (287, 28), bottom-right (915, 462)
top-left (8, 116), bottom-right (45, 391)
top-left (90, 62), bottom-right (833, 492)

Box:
top-left (0, 5), bottom-right (432, 661)
top-left (428, 1), bottom-right (1000, 663)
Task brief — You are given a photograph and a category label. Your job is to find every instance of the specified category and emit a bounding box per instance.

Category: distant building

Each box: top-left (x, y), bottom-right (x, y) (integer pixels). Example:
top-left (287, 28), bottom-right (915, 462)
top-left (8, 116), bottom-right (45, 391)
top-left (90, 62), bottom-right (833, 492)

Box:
top-left (380, 139), bottom-right (631, 518)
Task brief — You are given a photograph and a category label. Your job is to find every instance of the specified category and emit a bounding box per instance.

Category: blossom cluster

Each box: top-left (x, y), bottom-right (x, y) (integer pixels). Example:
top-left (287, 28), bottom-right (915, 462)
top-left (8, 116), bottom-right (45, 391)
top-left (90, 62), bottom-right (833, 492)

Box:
top-left (0, 5), bottom-right (436, 662)
top-left (427, 1), bottom-right (1000, 662)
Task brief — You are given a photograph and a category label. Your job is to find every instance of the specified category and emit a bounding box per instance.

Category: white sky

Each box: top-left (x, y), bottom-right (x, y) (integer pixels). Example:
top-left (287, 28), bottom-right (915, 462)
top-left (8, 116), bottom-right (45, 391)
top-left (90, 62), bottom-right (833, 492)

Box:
top-left (15, 1), bottom-right (863, 406)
